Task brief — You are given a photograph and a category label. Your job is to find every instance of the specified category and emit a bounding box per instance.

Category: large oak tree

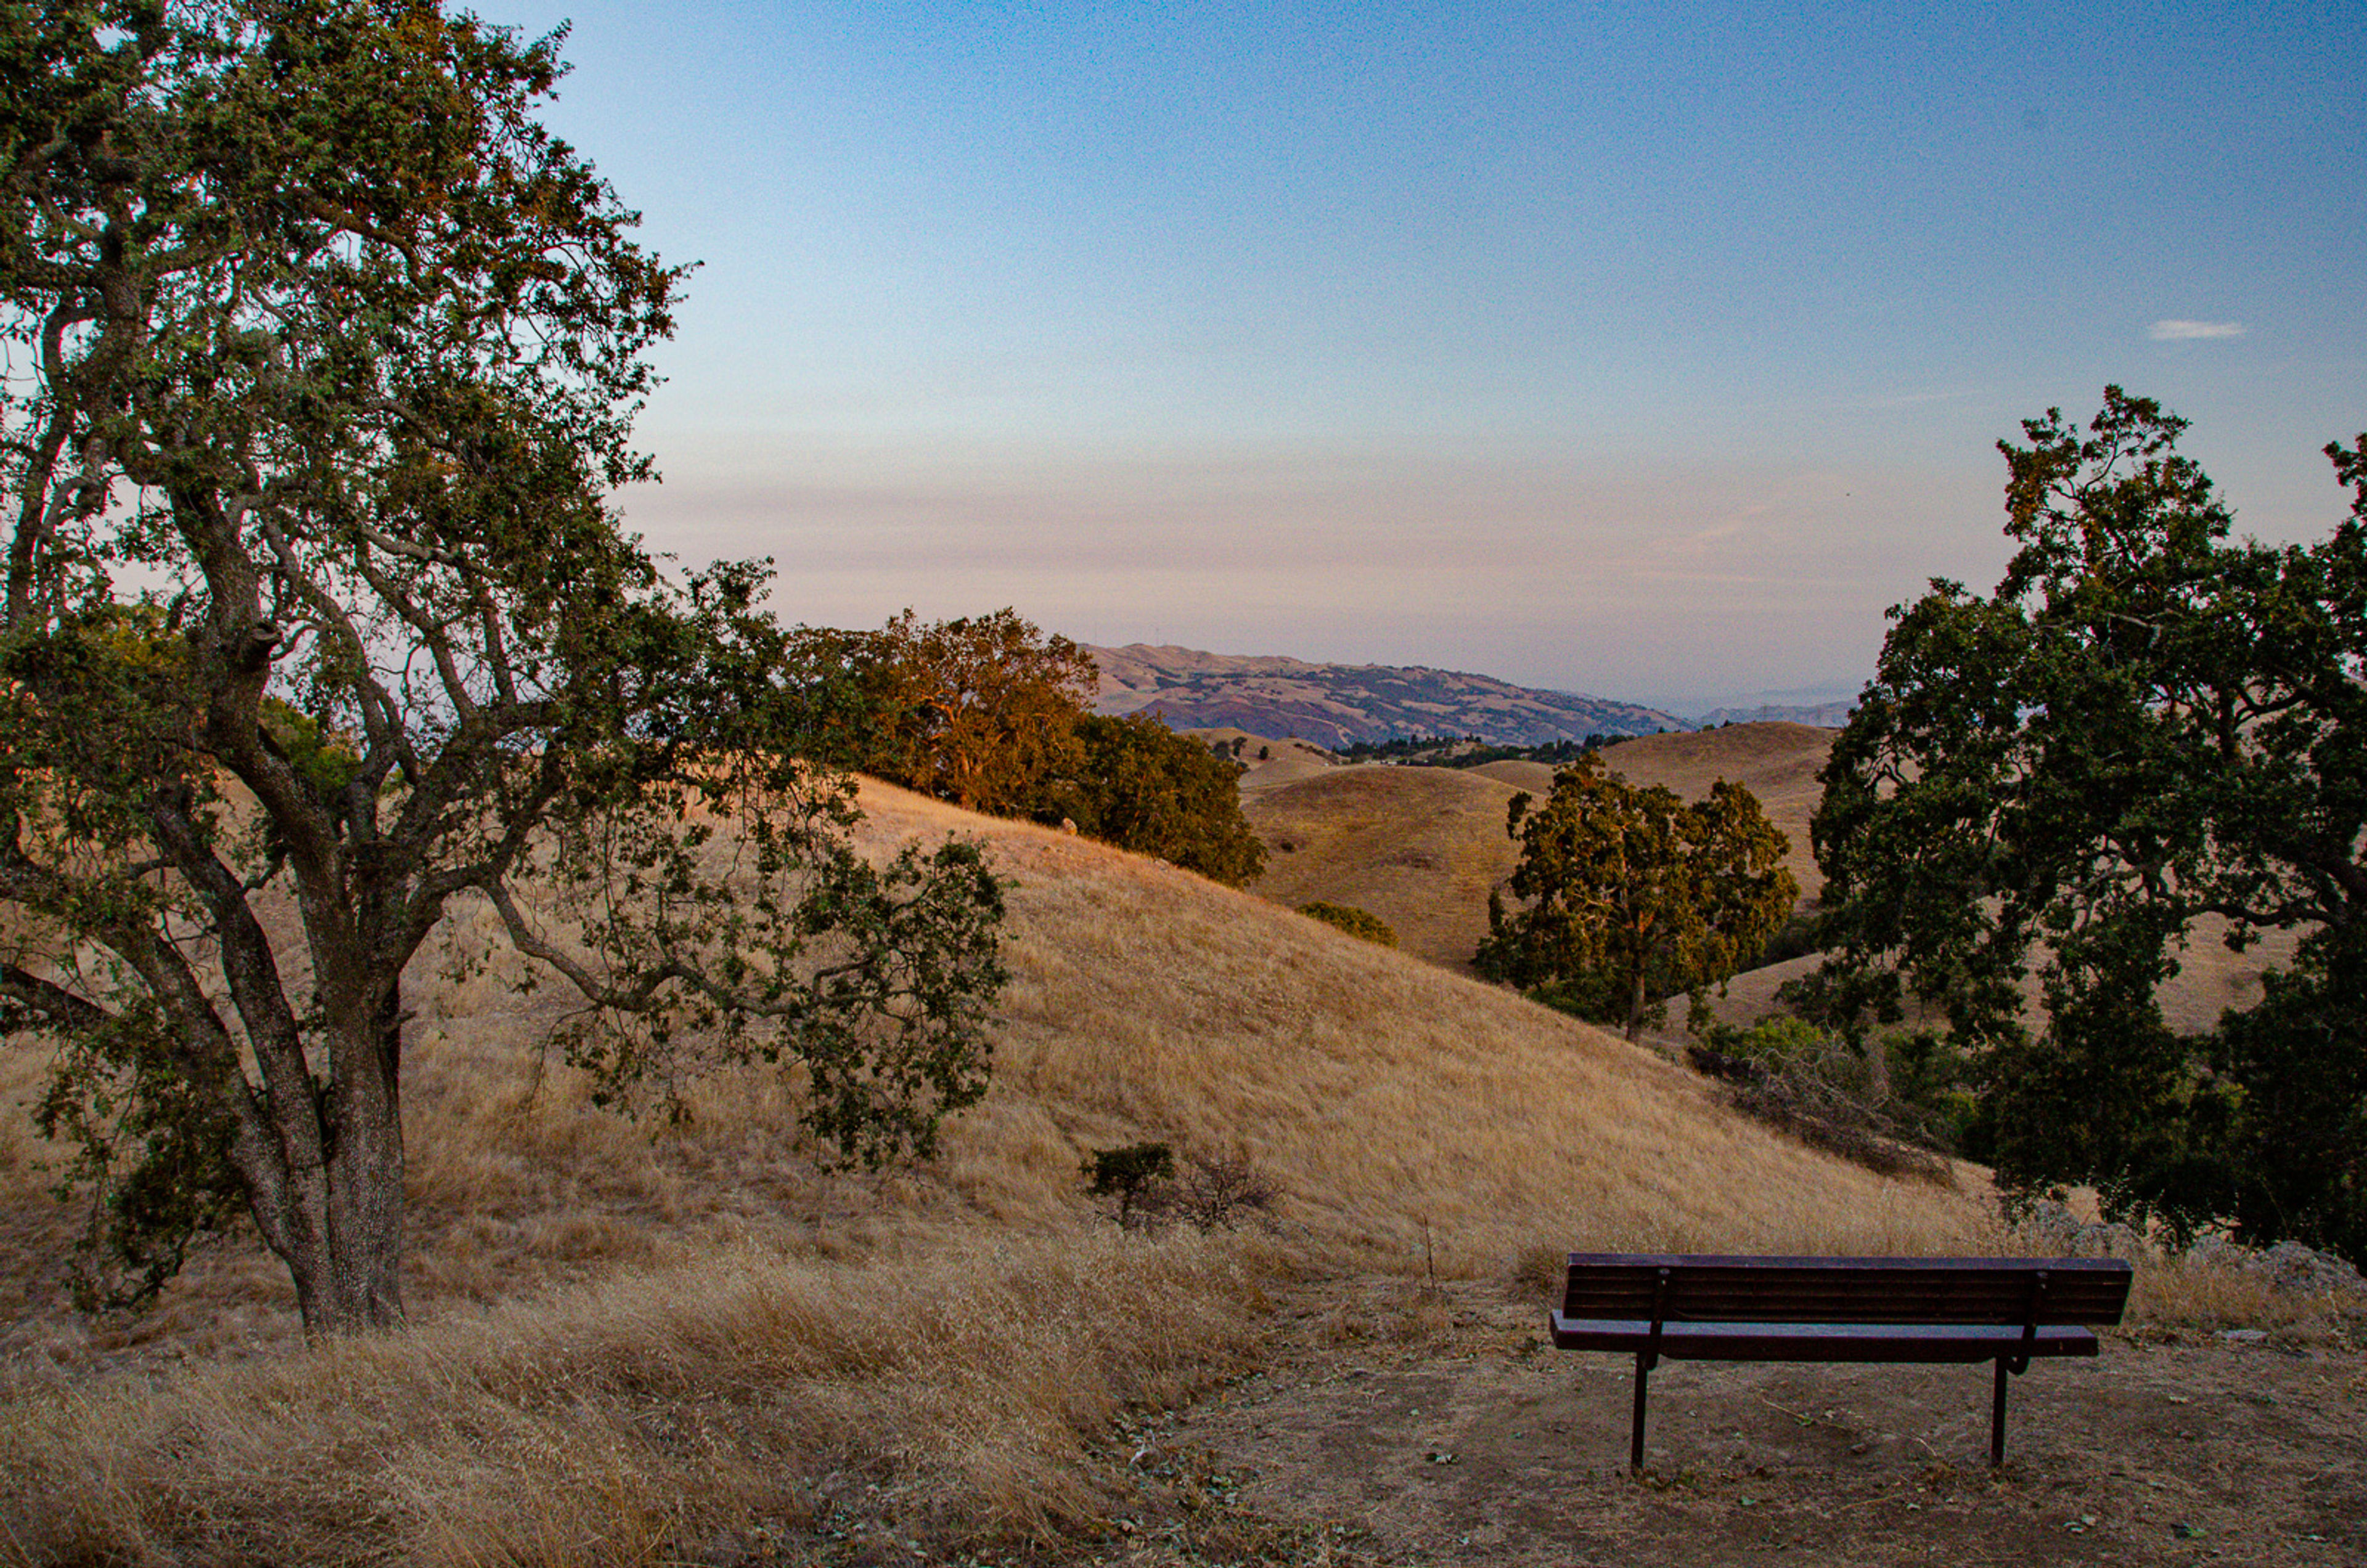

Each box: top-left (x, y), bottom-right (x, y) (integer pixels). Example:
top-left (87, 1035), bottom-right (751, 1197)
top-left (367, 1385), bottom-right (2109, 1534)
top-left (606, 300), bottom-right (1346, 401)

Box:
top-left (1477, 754), bottom-right (1796, 1041)
top-left (0, 1), bottom-right (1006, 1333)
top-left (792, 608), bottom-right (1095, 815)
top-left (1805, 389), bottom-right (2367, 1260)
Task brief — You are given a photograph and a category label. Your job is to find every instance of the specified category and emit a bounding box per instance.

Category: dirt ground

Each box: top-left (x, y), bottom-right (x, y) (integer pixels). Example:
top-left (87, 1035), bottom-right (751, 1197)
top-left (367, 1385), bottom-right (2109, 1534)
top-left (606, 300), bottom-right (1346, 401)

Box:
top-left (1082, 1278), bottom-right (2367, 1568)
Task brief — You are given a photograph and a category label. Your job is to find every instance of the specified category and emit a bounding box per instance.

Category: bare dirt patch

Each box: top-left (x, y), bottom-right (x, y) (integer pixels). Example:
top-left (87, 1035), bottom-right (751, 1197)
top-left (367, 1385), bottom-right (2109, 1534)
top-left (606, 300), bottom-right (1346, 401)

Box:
top-left (1092, 1277), bottom-right (2366, 1567)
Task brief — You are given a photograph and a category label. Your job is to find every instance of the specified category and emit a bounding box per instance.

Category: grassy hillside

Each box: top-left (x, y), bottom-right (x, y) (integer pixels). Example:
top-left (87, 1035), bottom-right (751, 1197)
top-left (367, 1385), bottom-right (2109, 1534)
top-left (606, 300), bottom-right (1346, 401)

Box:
top-left (1239, 763), bottom-right (1523, 974)
top-left (0, 778), bottom-right (2002, 1561)
top-left (1242, 722), bottom-right (1837, 973)
top-left (1232, 724), bottom-right (2293, 1046)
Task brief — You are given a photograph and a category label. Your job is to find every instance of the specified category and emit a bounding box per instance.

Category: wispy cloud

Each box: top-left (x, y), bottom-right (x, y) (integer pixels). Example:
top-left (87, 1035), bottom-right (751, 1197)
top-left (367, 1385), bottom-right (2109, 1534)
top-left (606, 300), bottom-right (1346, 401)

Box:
top-left (2149, 319), bottom-right (2246, 341)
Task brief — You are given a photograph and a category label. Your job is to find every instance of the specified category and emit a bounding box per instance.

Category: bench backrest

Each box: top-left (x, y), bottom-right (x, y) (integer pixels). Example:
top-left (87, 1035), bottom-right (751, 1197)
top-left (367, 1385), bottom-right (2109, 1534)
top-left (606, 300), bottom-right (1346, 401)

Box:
top-left (1560, 1254), bottom-right (2132, 1328)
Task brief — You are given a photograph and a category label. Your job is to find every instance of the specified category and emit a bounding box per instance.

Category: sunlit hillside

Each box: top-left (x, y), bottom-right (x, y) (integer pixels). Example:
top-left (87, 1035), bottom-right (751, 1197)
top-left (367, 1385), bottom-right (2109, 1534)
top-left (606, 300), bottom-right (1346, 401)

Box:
top-left (1240, 722), bottom-right (1835, 973)
top-left (862, 782), bottom-right (1989, 1268)
top-left (1239, 763), bottom-right (1524, 973)
top-left (1, 773), bottom-right (1992, 1370)
top-left (0, 777), bottom-right (2294, 1562)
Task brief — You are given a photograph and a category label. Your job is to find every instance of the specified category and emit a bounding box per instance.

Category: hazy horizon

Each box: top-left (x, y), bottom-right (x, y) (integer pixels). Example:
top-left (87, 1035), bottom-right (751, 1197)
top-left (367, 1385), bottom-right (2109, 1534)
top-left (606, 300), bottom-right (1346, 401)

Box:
top-left (503, 1), bottom-right (2362, 713)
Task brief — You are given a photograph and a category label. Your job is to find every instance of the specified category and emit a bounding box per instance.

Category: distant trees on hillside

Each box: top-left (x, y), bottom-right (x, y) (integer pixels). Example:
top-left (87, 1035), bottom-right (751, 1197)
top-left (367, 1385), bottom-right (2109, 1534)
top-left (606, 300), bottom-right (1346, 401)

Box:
top-left (1039, 715), bottom-right (1267, 886)
top-left (800, 613), bottom-right (1265, 886)
top-left (1334, 735), bottom-right (1624, 766)
top-left (792, 610), bottom-right (1095, 814)
top-left (1476, 756), bottom-right (1797, 1040)
top-left (1800, 388), bottom-right (2367, 1264)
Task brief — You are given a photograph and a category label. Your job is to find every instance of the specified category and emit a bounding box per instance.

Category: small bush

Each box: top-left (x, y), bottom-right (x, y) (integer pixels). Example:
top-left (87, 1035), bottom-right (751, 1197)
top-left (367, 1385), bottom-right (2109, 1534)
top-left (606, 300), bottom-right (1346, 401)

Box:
top-left (1085, 1145), bottom-right (1280, 1233)
top-left (1749, 909), bottom-right (1825, 969)
top-left (1299, 902), bottom-right (1397, 947)
top-left (1084, 1142), bottom-right (1174, 1228)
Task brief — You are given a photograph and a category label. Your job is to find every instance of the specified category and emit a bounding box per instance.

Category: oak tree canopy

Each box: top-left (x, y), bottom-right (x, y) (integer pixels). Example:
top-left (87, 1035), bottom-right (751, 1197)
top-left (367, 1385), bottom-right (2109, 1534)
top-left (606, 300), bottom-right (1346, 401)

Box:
top-left (1477, 754), bottom-right (1796, 1041)
top-left (0, 1), bottom-right (1007, 1333)
top-left (1803, 388), bottom-right (2367, 1262)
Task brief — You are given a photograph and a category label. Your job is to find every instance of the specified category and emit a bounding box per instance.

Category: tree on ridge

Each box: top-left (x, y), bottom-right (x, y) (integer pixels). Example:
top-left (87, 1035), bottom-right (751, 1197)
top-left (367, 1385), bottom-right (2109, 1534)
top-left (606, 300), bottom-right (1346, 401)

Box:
top-left (1802, 387), bottom-right (2367, 1260)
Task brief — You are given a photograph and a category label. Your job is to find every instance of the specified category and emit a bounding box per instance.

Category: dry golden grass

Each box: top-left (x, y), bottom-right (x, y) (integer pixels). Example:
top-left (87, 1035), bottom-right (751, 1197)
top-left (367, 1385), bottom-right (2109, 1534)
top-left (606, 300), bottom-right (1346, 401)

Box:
top-left (1239, 763), bottom-right (1522, 973)
top-left (0, 775), bottom-right (2316, 1563)
top-left (0, 1229), bottom-right (1276, 1564)
top-left (967, 798), bottom-right (1988, 1275)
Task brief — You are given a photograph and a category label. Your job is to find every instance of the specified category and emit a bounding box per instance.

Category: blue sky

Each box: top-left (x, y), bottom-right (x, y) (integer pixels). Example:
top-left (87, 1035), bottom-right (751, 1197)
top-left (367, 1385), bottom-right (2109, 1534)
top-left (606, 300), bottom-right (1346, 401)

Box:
top-left (500, 0), bottom-right (2362, 710)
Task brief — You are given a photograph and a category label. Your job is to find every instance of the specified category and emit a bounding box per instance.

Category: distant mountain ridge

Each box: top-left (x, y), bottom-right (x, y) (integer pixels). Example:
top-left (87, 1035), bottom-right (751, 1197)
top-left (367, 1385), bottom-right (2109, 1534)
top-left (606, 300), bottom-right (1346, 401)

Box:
top-left (1081, 643), bottom-right (1688, 748)
top-left (1692, 700), bottom-right (1857, 728)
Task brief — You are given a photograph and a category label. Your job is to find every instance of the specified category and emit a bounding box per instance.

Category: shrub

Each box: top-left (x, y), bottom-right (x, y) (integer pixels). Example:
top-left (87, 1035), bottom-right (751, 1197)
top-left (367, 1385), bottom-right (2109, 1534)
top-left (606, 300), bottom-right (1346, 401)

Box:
top-left (1299, 902), bottom-right (1397, 947)
top-left (1084, 1143), bottom-right (1174, 1229)
top-left (1749, 910), bottom-right (1825, 970)
top-left (1085, 1145), bottom-right (1280, 1233)
top-left (1037, 714), bottom-right (1267, 886)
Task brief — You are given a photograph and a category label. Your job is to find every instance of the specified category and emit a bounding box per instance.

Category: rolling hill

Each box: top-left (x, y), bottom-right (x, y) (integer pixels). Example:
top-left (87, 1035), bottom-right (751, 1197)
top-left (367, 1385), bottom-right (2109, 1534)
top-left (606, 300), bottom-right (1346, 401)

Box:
top-left (0, 767), bottom-right (1986, 1368)
top-left (1085, 643), bottom-right (1686, 748)
top-left (1229, 721), bottom-right (2299, 1045)
top-left (0, 775), bottom-right (1994, 1561)
top-left (1241, 722), bottom-right (1838, 975)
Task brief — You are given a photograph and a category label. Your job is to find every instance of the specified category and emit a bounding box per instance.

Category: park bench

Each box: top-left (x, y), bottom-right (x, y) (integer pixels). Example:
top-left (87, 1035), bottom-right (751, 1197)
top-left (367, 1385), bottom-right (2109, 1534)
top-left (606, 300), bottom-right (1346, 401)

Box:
top-left (1548, 1253), bottom-right (2132, 1469)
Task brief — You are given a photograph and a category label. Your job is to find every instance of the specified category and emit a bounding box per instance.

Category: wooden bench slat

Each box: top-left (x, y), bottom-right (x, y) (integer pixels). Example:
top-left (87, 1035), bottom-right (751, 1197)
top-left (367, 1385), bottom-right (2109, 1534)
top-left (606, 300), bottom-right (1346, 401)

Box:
top-left (1558, 1257), bottom-right (2132, 1326)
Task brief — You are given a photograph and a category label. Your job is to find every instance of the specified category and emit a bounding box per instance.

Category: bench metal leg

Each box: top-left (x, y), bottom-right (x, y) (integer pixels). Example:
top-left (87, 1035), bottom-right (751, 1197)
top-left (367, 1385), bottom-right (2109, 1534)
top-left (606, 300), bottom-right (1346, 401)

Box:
top-left (1990, 1358), bottom-right (2009, 1466)
top-left (1630, 1353), bottom-right (1651, 1471)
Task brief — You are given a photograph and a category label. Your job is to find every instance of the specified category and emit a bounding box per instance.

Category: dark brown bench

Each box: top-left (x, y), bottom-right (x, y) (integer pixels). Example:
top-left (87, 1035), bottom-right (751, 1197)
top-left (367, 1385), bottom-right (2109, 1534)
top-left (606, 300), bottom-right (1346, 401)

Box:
top-left (1548, 1253), bottom-right (2132, 1468)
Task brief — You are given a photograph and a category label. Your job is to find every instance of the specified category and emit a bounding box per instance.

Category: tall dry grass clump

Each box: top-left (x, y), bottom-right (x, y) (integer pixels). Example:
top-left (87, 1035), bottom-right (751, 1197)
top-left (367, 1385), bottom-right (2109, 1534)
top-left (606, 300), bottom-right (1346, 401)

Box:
top-left (0, 1228), bottom-right (1274, 1565)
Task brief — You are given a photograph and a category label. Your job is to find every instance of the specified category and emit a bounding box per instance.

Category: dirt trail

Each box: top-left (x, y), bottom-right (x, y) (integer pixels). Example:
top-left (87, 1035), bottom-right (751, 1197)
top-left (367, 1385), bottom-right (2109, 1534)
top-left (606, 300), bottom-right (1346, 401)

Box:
top-left (1113, 1280), bottom-right (2367, 1567)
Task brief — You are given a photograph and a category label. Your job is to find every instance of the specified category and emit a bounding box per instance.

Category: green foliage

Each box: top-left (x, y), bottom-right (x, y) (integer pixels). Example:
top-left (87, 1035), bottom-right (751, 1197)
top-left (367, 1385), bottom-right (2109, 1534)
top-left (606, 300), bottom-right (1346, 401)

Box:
top-left (791, 610), bottom-right (1094, 814)
top-left (28, 997), bottom-right (247, 1313)
top-left (1298, 900), bottom-right (1397, 946)
top-left (0, 2), bottom-right (1007, 1330)
top-left (1805, 388), bottom-right (2367, 1261)
top-left (1475, 755), bottom-right (1798, 1040)
top-left (791, 621), bottom-right (1267, 885)
top-left (1331, 733), bottom-right (1466, 762)
top-left (1085, 1141), bottom-right (1174, 1228)
top-left (1751, 910), bottom-right (1825, 970)
top-left (256, 698), bottom-right (364, 803)
top-left (1032, 713), bottom-right (1265, 885)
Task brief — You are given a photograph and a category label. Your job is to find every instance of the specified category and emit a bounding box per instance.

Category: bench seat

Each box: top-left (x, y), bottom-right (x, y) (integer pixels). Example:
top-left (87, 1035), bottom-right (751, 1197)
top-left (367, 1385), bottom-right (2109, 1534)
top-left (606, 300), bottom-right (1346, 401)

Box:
top-left (1550, 1252), bottom-right (2131, 1468)
top-left (1549, 1315), bottom-right (2102, 1363)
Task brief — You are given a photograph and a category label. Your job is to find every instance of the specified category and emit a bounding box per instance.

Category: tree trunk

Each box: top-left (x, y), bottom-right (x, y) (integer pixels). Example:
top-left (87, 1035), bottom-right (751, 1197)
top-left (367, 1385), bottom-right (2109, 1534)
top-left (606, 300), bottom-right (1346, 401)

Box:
top-left (1625, 968), bottom-right (1648, 1042)
top-left (247, 992), bottom-right (406, 1334)
top-left (322, 992), bottom-right (407, 1331)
